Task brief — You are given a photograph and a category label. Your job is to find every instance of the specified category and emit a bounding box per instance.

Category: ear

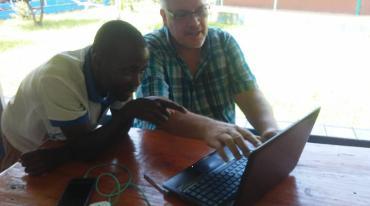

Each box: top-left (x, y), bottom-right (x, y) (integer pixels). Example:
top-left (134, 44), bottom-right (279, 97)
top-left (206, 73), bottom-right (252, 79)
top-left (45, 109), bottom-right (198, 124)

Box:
top-left (91, 50), bottom-right (99, 66)
top-left (160, 9), bottom-right (168, 27)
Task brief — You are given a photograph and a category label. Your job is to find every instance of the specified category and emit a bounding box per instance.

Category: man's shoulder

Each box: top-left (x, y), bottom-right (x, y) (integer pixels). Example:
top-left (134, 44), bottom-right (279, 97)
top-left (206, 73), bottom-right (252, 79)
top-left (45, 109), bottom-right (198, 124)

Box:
top-left (144, 27), bottom-right (165, 39)
top-left (144, 28), bottom-right (168, 48)
top-left (207, 28), bottom-right (242, 52)
top-left (44, 47), bottom-right (88, 73)
top-left (52, 47), bottom-right (88, 65)
top-left (208, 27), bottom-right (232, 41)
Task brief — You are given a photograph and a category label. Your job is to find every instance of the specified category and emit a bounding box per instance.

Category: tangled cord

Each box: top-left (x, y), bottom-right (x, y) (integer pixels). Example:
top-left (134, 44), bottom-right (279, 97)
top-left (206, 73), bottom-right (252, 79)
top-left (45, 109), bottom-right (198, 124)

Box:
top-left (83, 163), bottom-right (151, 206)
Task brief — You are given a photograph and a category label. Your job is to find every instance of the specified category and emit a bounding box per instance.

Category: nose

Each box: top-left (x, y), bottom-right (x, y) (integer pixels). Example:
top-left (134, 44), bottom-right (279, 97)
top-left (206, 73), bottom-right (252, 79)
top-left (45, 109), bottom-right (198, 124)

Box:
top-left (188, 14), bottom-right (201, 26)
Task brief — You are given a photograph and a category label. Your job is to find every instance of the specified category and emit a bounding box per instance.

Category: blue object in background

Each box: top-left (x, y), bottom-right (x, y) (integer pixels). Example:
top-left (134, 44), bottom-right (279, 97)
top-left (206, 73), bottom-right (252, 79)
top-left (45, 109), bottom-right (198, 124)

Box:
top-left (0, 0), bottom-right (111, 20)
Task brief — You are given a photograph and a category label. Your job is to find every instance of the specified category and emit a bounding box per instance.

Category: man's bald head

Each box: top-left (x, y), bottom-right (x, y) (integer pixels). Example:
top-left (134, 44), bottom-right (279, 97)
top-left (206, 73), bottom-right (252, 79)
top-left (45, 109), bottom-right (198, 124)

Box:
top-left (90, 20), bottom-right (149, 101)
top-left (92, 20), bottom-right (146, 61)
top-left (160, 0), bottom-right (209, 9)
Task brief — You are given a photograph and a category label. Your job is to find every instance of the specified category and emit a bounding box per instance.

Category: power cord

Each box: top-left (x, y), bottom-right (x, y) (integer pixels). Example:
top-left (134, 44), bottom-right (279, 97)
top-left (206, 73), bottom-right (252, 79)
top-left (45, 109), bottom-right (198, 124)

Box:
top-left (83, 163), bottom-right (151, 206)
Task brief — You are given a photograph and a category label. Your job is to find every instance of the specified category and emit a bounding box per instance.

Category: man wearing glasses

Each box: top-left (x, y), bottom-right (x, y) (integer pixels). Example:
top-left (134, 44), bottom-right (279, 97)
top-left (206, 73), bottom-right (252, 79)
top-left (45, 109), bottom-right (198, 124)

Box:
top-left (136, 0), bottom-right (279, 161)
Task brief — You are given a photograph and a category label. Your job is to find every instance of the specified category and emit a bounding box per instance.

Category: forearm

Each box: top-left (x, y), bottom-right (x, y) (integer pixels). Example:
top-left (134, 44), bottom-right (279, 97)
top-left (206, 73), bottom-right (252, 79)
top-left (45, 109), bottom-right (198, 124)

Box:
top-left (65, 96), bottom-right (187, 160)
top-left (21, 111), bottom-right (134, 175)
top-left (236, 89), bottom-right (278, 134)
top-left (65, 112), bottom-right (133, 161)
top-left (159, 110), bottom-right (227, 140)
top-left (158, 110), bottom-right (263, 161)
top-left (243, 95), bottom-right (278, 134)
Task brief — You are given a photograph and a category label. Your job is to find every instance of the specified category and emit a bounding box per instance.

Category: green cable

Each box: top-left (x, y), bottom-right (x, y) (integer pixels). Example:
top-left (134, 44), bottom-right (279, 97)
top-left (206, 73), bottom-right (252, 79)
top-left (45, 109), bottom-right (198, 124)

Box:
top-left (84, 163), bottom-right (151, 206)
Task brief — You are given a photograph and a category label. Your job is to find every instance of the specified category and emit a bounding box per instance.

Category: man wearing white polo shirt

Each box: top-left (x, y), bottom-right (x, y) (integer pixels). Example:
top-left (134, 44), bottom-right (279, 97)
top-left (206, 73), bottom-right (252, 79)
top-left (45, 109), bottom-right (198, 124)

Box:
top-left (0, 20), bottom-right (185, 175)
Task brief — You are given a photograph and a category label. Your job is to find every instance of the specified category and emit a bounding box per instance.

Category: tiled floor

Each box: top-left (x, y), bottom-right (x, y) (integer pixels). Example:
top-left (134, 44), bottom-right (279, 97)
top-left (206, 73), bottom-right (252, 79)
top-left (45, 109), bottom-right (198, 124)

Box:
top-left (352, 128), bottom-right (370, 141)
top-left (236, 118), bottom-right (370, 141)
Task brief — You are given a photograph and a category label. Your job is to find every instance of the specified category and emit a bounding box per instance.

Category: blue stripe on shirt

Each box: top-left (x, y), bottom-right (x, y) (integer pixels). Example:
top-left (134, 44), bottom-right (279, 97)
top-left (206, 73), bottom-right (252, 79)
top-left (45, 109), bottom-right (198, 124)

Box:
top-left (49, 113), bottom-right (89, 127)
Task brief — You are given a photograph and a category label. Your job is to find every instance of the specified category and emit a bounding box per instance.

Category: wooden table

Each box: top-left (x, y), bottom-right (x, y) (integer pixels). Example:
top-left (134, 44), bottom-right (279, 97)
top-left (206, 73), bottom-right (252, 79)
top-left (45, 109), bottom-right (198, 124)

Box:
top-left (0, 128), bottom-right (370, 206)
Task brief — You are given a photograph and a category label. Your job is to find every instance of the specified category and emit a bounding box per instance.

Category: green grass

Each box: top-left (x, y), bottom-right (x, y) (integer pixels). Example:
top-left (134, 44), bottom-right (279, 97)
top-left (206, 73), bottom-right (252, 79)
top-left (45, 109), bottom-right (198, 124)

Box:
top-left (208, 21), bottom-right (238, 29)
top-left (0, 40), bottom-right (32, 52)
top-left (1, 18), bottom-right (101, 52)
top-left (20, 18), bottom-right (100, 31)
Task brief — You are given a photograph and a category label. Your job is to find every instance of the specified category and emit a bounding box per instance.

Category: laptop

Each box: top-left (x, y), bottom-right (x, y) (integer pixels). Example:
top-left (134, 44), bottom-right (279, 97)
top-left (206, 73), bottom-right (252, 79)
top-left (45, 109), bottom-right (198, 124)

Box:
top-left (162, 108), bottom-right (320, 206)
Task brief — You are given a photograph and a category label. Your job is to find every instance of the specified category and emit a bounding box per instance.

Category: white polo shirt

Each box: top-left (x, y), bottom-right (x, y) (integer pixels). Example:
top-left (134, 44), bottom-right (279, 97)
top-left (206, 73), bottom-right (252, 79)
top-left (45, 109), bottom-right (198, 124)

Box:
top-left (1, 46), bottom-right (125, 152)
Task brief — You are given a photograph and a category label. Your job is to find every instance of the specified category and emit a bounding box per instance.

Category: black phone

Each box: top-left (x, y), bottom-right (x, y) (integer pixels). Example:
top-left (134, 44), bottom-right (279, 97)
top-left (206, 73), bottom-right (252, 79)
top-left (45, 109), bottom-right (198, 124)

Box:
top-left (57, 177), bottom-right (96, 206)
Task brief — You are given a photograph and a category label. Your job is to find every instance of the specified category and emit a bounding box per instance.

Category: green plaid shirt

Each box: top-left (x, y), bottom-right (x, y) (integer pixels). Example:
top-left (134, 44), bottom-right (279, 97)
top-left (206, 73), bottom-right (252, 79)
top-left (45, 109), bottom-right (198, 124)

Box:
top-left (135, 27), bottom-right (257, 128)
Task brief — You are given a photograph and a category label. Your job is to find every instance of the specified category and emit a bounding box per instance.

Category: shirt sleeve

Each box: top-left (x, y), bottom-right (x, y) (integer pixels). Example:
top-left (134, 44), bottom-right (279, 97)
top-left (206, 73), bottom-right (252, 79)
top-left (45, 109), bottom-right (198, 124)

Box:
top-left (38, 75), bottom-right (89, 127)
top-left (223, 32), bottom-right (258, 95)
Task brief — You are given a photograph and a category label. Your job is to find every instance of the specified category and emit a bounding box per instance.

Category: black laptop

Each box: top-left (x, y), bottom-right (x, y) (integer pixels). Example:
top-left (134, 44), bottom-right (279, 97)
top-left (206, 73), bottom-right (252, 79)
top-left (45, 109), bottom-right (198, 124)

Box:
top-left (162, 108), bottom-right (320, 206)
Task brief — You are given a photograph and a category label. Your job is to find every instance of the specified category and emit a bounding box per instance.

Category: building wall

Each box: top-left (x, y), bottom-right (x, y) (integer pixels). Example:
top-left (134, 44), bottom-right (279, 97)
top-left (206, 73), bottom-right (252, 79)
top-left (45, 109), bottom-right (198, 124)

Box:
top-left (223, 0), bottom-right (370, 15)
top-left (361, 0), bottom-right (370, 14)
top-left (223, 0), bottom-right (273, 9)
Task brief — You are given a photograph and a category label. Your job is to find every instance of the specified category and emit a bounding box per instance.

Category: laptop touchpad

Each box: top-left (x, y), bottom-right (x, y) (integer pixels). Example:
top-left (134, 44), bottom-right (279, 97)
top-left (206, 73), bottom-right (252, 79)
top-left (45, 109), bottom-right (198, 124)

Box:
top-left (192, 152), bottom-right (225, 173)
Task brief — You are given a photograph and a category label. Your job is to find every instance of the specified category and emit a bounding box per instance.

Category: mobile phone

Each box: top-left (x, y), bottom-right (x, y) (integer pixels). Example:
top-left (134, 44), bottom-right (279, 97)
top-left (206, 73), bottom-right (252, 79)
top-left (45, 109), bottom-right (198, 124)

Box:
top-left (57, 177), bottom-right (96, 206)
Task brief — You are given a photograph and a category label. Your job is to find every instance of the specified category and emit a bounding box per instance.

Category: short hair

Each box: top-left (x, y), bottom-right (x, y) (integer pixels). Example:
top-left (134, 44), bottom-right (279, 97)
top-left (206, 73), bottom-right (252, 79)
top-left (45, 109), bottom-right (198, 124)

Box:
top-left (160, 0), bottom-right (209, 9)
top-left (92, 20), bottom-right (146, 60)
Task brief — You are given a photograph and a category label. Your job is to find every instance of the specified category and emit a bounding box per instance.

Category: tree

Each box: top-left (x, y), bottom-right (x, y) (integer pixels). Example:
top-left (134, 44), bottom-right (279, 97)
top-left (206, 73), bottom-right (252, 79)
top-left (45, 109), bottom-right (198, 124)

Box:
top-left (12, 0), bottom-right (45, 26)
top-left (24, 0), bottom-right (44, 26)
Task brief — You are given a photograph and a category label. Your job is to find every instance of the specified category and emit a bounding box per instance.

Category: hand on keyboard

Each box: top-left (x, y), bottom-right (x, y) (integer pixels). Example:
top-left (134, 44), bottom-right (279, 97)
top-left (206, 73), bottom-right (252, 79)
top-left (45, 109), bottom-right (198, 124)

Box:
top-left (204, 123), bottom-right (262, 161)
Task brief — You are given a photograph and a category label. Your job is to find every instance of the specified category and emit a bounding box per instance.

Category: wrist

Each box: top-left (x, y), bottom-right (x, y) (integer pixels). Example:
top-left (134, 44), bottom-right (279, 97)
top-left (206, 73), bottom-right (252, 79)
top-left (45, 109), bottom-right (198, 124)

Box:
top-left (122, 100), bottom-right (136, 119)
top-left (261, 127), bottom-right (279, 141)
top-left (262, 127), bottom-right (279, 134)
top-left (113, 101), bottom-right (135, 123)
top-left (203, 119), bottom-right (229, 139)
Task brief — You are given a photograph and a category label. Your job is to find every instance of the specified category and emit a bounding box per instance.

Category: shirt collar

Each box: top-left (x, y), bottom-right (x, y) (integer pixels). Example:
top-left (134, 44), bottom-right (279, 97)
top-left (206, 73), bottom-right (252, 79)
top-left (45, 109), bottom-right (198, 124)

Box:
top-left (83, 47), bottom-right (112, 105)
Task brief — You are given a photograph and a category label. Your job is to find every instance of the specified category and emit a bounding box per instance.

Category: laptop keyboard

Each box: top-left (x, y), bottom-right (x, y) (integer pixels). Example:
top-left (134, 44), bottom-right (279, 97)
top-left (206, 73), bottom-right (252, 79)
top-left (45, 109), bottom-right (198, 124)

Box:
top-left (183, 157), bottom-right (248, 206)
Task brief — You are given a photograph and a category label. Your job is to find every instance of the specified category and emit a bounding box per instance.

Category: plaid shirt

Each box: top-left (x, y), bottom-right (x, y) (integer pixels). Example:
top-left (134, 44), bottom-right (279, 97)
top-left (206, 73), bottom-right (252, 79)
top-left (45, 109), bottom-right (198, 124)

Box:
top-left (135, 27), bottom-right (257, 128)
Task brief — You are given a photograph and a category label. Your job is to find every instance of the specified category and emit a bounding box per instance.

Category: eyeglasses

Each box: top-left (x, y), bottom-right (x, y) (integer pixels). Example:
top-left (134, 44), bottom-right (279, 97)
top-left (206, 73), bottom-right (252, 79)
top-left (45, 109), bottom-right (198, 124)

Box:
top-left (166, 4), bottom-right (210, 21)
